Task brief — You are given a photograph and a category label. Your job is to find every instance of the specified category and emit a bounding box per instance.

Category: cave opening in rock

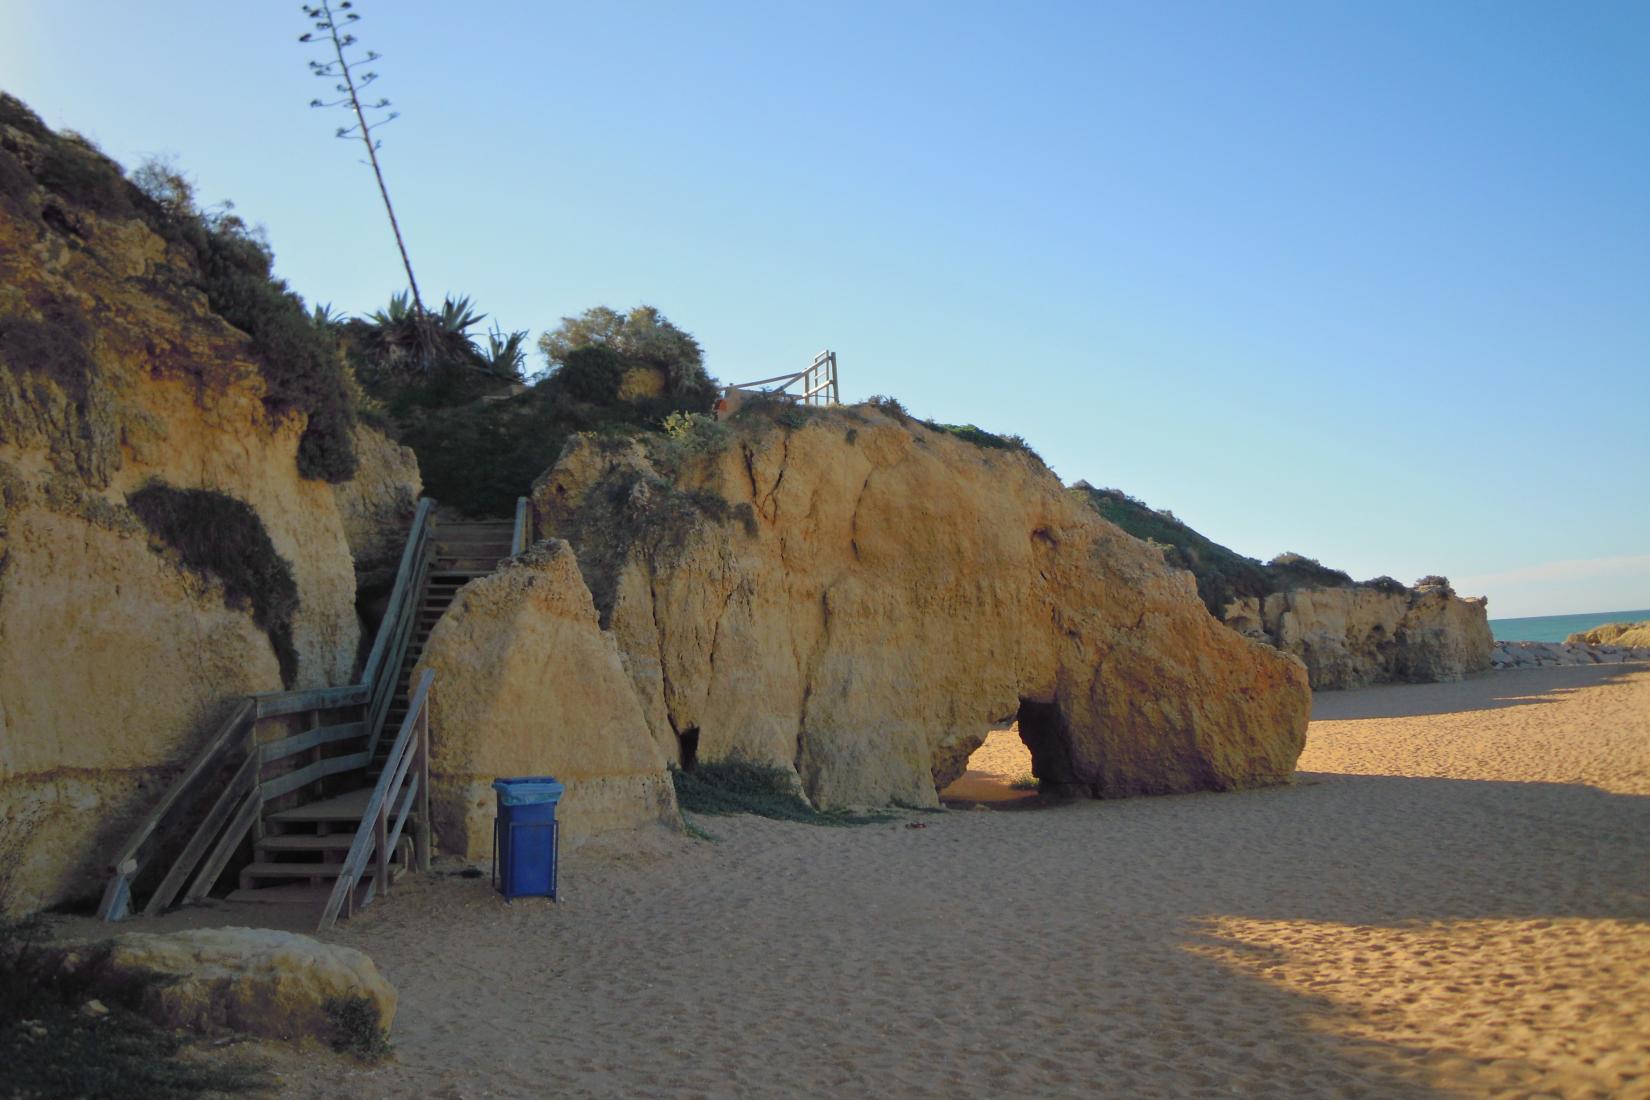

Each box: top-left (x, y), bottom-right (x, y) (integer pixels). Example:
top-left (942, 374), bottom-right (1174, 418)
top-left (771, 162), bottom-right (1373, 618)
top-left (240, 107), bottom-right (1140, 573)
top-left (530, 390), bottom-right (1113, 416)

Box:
top-left (938, 699), bottom-right (1078, 807)
top-left (677, 726), bottom-right (701, 771)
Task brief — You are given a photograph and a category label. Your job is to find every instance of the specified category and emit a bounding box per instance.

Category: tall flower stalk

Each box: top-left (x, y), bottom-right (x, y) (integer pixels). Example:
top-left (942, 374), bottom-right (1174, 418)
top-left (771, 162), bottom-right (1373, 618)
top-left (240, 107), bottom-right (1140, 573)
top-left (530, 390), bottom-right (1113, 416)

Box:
top-left (299, 1), bottom-right (425, 317)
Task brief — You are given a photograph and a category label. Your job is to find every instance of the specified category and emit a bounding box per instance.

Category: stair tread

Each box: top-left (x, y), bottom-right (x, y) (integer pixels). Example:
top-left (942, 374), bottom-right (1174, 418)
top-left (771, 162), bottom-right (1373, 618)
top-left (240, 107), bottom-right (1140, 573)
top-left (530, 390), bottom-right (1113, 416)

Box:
top-left (257, 834), bottom-right (358, 851)
top-left (242, 861), bottom-right (401, 880)
top-left (266, 787), bottom-right (373, 822)
top-left (224, 884), bottom-right (334, 905)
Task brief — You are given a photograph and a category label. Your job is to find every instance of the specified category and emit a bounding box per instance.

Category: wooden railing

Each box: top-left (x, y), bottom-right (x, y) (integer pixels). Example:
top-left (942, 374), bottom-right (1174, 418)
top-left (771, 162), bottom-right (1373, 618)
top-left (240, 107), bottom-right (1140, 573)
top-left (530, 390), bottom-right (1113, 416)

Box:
top-left (727, 349), bottom-right (839, 406)
top-left (511, 495), bottom-right (530, 557)
top-left (318, 668), bottom-right (433, 930)
top-left (98, 499), bottom-right (437, 922)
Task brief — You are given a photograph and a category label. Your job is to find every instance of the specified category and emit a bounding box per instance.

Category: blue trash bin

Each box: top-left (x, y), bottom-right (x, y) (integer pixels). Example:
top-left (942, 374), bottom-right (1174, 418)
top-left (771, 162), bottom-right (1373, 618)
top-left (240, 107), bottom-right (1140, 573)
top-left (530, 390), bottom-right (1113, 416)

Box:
top-left (491, 776), bottom-right (563, 900)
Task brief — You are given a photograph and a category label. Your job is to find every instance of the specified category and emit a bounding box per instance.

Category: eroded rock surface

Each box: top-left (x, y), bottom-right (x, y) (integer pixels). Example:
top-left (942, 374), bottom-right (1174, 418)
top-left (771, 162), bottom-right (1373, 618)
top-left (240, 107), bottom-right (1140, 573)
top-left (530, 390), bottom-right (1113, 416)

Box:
top-left (1565, 621), bottom-right (1650, 649)
top-left (0, 102), bottom-right (405, 912)
top-left (1222, 581), bottom-right (1493, 691)
top-left (479, 408), bottom-right (1312, 817)
top-left (414, 542), bottom-right (679, 857)
top-left (42, 927), bottom-right (396, 1042)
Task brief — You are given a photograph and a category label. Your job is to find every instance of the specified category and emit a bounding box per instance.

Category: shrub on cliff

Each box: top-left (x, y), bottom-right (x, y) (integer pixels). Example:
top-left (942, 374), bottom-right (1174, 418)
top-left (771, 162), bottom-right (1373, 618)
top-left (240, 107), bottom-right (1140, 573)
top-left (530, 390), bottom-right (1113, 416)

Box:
top-left (921, 420), bottom-right (1044, 463)
top-left (364, 305), bottom-right (720, 517)
top-left (130, 158), bottom-right (359, 482)
top-left (1073, 483), bottom-right (1274, 614)
top-left (1266, 552), bottom-right (1354, 590)
top-left (539, 305), bottom-right (717, 407)
top-left (128, 484), bottom-right (301, 686)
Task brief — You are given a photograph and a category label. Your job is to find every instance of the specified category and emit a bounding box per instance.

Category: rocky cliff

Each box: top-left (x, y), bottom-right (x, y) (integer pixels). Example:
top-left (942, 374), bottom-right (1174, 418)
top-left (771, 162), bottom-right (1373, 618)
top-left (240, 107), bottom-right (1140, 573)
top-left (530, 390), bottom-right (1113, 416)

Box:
top-left (0, 98), bottom-right (409, 912)
top-left (1222, 580), bottom-right (1493, 690)
top-left (415, 405), bottom-right (1310, 839)
top-left (1566, 620), bottom-right (1650, 649)
top-left (1073, 484), bottom-right (1493, 690)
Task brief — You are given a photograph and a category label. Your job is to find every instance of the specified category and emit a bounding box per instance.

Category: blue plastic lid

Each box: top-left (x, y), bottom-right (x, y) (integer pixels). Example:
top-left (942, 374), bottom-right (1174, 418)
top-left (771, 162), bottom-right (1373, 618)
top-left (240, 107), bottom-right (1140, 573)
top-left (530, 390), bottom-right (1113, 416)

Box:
top-left (493, 776), bottom-right (565, 805)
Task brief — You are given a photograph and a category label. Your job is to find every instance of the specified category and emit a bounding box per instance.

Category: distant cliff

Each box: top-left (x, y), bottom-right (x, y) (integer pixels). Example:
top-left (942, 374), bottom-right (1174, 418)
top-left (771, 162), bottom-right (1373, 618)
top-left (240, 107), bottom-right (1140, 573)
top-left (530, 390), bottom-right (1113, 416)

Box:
top-left (1566, 621), bottom-right (1650, 649)
top-left (1072, 484), bottom-right (1491, 689)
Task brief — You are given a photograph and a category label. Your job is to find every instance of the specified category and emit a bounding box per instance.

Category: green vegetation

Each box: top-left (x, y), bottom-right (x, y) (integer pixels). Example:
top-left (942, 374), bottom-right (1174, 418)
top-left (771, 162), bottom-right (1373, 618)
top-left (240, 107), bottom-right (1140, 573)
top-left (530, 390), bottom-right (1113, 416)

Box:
top-left (128, 484), bottom-right (301, 686)
top-left (1009, 773), bottom-right (1039, 791)
top-left (324, 995), bottom-right (393, 1061)
top-left (921, 420), bottom-right (1043, 463)
top-left (671, 757), bottom-right (893, 826)
top-left (1072, 482), bottom-right (1411, 617)
top-left (137, 162), bottom-right (359, 482)
top-left (364, 305), bottom-right (718, 516)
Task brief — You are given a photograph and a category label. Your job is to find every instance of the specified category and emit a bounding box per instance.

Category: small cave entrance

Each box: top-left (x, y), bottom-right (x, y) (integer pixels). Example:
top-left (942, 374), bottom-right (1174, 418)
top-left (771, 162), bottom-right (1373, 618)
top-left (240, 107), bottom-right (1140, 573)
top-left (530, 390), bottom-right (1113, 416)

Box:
top-left (676, 726), bottom-right (701, 772)
top-left (937, 699), bottom-right (1080, 809)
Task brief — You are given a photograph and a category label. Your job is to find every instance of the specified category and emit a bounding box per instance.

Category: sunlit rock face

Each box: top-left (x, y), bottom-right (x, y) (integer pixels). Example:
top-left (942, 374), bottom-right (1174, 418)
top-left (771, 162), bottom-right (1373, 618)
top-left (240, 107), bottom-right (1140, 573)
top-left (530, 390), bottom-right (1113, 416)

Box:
top-left (1223, 584), bottom-right (1493, 691)
top-left (0, 100), bottom-right (408, 913)
top-left (484, 406), bottom-right (1311, 819)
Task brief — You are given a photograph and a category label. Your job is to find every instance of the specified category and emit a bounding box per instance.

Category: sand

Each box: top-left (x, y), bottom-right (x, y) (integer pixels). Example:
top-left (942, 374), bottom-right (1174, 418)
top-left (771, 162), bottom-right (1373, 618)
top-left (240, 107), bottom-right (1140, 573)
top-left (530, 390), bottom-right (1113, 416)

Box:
top-left (196, 664), bottom-right (1650, 1097)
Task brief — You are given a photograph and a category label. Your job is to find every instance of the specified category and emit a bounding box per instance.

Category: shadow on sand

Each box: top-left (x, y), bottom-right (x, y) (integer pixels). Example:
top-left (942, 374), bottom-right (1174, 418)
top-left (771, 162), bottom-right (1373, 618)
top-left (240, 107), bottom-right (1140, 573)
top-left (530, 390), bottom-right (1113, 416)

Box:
top-left (1310, 661), bottom-right (1644, 721)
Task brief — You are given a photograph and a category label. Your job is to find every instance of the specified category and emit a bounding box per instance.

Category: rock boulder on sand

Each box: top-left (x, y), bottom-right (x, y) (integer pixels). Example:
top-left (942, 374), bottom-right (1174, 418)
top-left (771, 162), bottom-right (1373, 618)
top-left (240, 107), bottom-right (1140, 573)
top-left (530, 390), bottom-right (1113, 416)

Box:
top-left (41, 927), bottom-right (396, 1041)
top-left (441, 407), bottom-right (1312, 824)
top-left (414, 541), bottom-right (680, 859)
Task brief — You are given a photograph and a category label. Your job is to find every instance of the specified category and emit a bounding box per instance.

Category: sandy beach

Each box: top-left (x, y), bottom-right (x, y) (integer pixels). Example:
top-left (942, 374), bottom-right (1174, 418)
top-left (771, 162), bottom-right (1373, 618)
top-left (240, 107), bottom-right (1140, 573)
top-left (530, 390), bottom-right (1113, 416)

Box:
top-left (178, 664), bottom-right (1650, 1098)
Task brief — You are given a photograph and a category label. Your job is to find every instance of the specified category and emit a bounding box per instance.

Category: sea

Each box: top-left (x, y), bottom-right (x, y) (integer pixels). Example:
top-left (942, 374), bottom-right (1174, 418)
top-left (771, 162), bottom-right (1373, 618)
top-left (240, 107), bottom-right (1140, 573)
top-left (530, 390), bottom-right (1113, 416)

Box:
top-left (1489, 609), bottom-right (1650, 644)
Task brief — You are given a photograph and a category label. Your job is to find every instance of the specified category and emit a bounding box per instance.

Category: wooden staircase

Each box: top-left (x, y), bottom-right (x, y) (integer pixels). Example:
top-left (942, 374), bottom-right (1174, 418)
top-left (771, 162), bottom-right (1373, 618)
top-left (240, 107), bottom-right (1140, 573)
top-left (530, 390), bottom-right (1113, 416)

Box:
top-left (100, 498), bottom-right (532, 929)
top-left (369, 517), bottom-right (516, 779)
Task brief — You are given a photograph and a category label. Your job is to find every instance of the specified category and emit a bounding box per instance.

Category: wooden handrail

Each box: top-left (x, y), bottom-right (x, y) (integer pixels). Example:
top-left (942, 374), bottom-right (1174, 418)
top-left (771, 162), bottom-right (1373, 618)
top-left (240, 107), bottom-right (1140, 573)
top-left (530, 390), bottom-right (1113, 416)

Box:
top-left (318, 668), bottom-right (433, 930)
top-left (99, 498), bottom-right (439, 922)
top-left (96, 699), bottom-right (254, 920)
top-left (728, 349), bottom-right (839, 407)
top-left (511, 496), bottom-right (530, 556)
top-left (361, 498), bottom-right (435, 689)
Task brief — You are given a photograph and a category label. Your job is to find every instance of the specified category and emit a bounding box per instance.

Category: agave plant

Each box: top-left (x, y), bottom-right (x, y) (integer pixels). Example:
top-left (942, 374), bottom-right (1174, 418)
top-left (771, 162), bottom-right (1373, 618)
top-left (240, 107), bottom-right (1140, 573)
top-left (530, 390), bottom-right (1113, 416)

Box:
top-left (310, 301), bottom-right (345, 331)
top-left (481, 327), bottom-right (529, 379)
top-left (362, 291), bottom-right (486, 375)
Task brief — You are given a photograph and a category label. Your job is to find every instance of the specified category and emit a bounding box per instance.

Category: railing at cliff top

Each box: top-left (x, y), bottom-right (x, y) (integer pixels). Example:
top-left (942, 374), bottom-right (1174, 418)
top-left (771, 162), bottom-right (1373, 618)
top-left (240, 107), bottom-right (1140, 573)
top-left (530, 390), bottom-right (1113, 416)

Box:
top-left (97, 498), bottom-right (438, 922)
top-left (318, 668), bottom-right (432, 930)
top-left (725, 349), bottom-right (839, 406)
top-left (511, 496), bottom-right (530, 557)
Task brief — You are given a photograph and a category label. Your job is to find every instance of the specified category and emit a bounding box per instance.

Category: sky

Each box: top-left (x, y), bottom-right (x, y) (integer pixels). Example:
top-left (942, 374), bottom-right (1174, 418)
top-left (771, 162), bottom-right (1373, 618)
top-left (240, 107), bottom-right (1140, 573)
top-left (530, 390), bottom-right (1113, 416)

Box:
top-left (3, 0), bottom-right (1646, 618)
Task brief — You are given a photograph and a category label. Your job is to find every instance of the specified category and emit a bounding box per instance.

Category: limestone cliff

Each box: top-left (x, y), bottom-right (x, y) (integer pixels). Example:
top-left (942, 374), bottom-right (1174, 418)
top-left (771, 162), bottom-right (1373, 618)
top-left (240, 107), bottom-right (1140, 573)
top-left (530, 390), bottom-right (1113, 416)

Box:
top-left (1566, 621), bottom-right (1650, 649)
top-left (1222, 580), bottom-right (1493, 690)
top-left (418, 406), bottom-right (1310, 826)
top-left (0, 99), bottom-right (405, 912)
top-left (1073, 484), bottom-right (1493, 690)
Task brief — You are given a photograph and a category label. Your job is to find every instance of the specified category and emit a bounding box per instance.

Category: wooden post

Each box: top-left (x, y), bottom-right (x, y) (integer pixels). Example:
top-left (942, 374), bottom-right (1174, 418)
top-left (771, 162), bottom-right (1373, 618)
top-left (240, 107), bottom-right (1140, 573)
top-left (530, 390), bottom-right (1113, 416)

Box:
top-left (415, 698), bottom-right (432, 872)
top-left (375, 795), bottom-right (390, 896)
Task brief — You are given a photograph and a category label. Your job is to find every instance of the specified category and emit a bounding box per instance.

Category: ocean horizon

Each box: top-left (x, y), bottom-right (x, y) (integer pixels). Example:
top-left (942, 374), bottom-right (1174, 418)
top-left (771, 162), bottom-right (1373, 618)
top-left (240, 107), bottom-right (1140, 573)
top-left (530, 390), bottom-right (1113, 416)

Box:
top-left (1489, 608), bottom-right (1650, 644)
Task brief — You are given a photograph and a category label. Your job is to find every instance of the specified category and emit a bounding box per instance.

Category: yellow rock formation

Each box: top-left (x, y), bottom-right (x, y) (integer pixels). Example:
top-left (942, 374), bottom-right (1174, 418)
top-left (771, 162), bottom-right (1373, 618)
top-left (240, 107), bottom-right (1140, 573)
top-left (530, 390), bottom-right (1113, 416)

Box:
top-left (1223, 584), bottom-right (1493, 690)
top-left (414, 542), bottom-right (680, 858)
top-left (427, 409), bottom-right (1315, 826)
top-left (0, 107), bottom-right (411, 912)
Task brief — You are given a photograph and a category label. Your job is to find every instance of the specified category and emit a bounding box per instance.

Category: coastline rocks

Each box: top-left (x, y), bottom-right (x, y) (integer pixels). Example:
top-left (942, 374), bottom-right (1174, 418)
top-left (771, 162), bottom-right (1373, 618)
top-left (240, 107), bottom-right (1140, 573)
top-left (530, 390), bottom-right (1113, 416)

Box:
top-left (1565, 621), bottom-right (1650, 649)
top-left (414, 541), bottom-right (680, 859)
top-left (516, 409), bottom-right (1310, 813)
top-left (1222, 582), bottom-right (1492, 691)
top-left (1492, 639), bottom-right (1650, 669)
top-left (41, 928), bottom-right (396, 1042)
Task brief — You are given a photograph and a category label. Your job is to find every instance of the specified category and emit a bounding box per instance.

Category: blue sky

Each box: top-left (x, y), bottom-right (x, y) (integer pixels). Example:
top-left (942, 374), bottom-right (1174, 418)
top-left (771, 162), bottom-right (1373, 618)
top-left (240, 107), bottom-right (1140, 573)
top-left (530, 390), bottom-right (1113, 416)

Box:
top-left (4, 1), bottom-right (1646, 617)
